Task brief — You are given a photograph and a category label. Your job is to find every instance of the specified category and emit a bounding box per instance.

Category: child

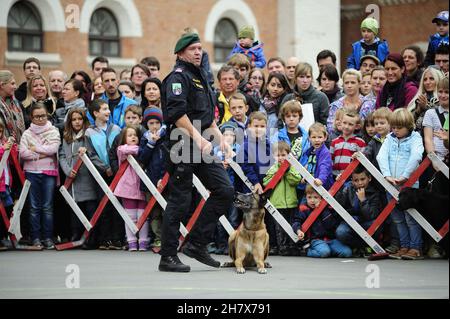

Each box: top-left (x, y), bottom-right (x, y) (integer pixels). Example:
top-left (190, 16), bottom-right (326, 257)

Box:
top-left (263, 142), bottom-right (302, 256)
top-left (86, 99), bottom-right (123, 250)
top-left (273, 100), bottom-right (310, 161)
top-left (424, 11), bottom-right (449, 67)
top-left (228, 25), bottom-right (266, 69)
top-left (293, 185), bottom-right (352, 258)
top-left (377, 108), bottom-right (425, 260)
top-left (360, 72), bottom-right (372, 97)
top-left (138, 107), bottom-right (167, 253)
top-left (260, 73), bottom-right (292, 131)
top-left (59, 108), bottom-right (99, 247)
top-left (224, 93), bottom-right (249, 140)
top-left (118, 80), bottom-right (136, 100)
top-left (227, 53), bottom-right (252, 92)
top-left (114, 125), bottom-right (148, 251)
top-left (335, 166), bottom-right (384, 256)
top-left (362, 112), bottom-right (376, 143)
top-left (0, 121), bottom-right (16, 249)
top-left (300, 123), bottom-right (334, 190)
top-left (363, 107), bottom-right (391, 170)
top-left (347, 17), bottom-right (389, 70)
top-left (328, 108), bottom-right (345, 144)
top-left (330, 110), bottom-right (366, 179)
top-left (19, 102), bottom-right (61, 249)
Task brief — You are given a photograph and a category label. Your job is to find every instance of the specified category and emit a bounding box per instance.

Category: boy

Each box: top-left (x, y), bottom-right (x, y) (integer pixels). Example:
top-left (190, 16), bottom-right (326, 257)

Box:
top-left (228, 25), bottom-right (266, 69)
top-left (263, 142), bottom-right (302, 256)
top-left (330, 110), bottom-right (366, 179)
top-left (138, 107), bottom-right (167, 253)
top-left (223, 93), bottom-right (249, 141)
top-left (347, 17), bottom-right (389, 70)
top-left (227, 54), bottom-right (252, 93)
top-left (425, 11), bottom-right (449, 67)
top-left (363, 107), bottom-right (391, 171)
top-left (86, 99), bottom-right (123, 250)
top-left (293, 185), bottom-right (352, 258)
top-left (273, 100), bottom-right (310, 161)
top-left (335, 166), bottom-right (384, 256)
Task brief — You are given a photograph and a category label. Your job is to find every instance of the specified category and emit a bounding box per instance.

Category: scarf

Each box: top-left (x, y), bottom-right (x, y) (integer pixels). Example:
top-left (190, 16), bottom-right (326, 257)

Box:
top-left (262, 96), bottom-right (281, 114)
top-left (30, 121), bottom-right (53, 135)
top-left (322, 85), bottom-right (341, 103)
top-left (65, 98), bottom-right (85, 111)
top-left (0, 96), bottom-right (26, 141)
top-left (379, 76), bottom-right (408, 110)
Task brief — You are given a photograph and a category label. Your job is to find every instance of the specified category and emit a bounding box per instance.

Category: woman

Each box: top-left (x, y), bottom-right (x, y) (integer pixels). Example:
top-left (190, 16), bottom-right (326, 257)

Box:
top-left (366, 66), bottom-right (387, 104)
top-left (55, 79), bottom-right (86, 131)
top-left (140, 77), bottom-right (162, 109)
top-left (407, 66), bottom-right (445, 132)
top-left (402, 45), bottom-right (425, 86)
top-left (319, 64), bottom-right (343, 104)
top-left (245, 68), bottom-right (266, 98)
top-left (261, 72), bottom-right (292, 130)
top-left (282, 62), bottom-right (329, 125)
top-left (22, 74), bottom-right (57, 127)
top-left (71, 70), bottom-right (92, 106)
top-left (376, 53), bottom-right (418, 111)
top-left (0, 70), bottom-right (25, 141)
top-left (91, 76), bottom-right (105, 102)
top-left (326, 69), bottom-right (375, 134)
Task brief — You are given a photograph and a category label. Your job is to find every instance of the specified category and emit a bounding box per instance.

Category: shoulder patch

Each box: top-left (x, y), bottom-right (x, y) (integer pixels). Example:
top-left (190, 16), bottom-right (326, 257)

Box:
top-left (172, 83), bottom-right (182, 95)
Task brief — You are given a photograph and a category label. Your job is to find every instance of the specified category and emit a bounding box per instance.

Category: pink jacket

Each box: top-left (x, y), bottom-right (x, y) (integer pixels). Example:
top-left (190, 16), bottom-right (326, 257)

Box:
top-left (113, 144), bottom-right (145, 201)
top-left (19, 122), bottom-right (60, 172)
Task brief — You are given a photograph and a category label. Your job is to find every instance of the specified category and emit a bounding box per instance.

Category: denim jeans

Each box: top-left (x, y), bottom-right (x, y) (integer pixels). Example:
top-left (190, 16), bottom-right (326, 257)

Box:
top-left (26, 173), bottom-right (56, 241)
top-left (307, 239), bottom-right (352, 258)
top-left (388, 194), bottom-right (423, 250)
top-left (335, 216), bottom-right (382, 248)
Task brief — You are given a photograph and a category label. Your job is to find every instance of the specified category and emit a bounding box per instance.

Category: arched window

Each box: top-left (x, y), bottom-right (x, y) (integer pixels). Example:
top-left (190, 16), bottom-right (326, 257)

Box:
top-left (7, 1), bottom-right (43, 52)
top-left (89, 8), bottom-right (120, 57)
top-left (214, 18), bottom-right (238, 63)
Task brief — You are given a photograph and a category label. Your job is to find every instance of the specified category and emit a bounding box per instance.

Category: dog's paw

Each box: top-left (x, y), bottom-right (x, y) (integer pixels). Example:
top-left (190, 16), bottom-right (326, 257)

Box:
top-left (236, 267), bottom-right (246, 274)
top-left (257, 268), bottom-right (267, 274)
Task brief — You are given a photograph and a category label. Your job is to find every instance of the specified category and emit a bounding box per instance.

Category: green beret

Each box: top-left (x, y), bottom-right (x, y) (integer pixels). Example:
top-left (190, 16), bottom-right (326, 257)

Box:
top-left (174, 33), bottom-right (201, 54)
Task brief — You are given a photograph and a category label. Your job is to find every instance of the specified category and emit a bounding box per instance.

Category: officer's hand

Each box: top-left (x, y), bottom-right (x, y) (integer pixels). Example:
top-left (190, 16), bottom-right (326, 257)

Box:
top-left (220, 140), bottom-right (233, 159)
top-left (198, 137), bottom-right (212, 155)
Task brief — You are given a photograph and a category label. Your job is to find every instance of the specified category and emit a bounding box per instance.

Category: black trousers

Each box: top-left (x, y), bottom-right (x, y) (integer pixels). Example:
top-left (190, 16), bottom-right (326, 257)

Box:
top-left (160, 161), bottom-right (234, 257)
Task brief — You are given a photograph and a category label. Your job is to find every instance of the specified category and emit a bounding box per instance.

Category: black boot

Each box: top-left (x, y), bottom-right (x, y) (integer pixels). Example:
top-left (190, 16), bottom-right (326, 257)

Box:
top-left (158, 255), bottom-right (190, 272)
top-left (182, 241), bottom-right (221, 268)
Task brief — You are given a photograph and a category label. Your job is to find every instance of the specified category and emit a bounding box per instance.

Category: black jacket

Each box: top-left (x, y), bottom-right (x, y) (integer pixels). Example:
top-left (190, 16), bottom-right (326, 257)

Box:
top-left (335, 184), bottom-right (383, 222)
top-left (14, 82), bottom-right (27, 102)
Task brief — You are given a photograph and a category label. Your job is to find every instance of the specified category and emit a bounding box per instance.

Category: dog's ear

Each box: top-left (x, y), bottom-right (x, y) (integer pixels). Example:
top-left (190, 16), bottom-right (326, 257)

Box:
top-left (259, 191), bottom-right (271, 208)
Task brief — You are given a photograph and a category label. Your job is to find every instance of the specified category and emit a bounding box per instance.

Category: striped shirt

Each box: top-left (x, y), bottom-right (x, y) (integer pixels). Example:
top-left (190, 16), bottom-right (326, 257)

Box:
top-left (330, 135), bottom-right (366, 176)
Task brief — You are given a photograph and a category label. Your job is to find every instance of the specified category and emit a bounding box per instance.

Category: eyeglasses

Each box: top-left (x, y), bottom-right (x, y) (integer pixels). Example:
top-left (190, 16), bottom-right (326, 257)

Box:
top-left (32, 114), bottom-right (47, 120)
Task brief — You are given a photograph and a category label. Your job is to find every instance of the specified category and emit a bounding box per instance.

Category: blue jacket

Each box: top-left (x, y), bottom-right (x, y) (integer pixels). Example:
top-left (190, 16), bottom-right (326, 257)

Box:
top-left (292, 204), bottom-right (338, 240)
top-left (425, 33), bottom-right (449, 66)
top-left (85, 124), bottom-right (121, 172)
top-left (376, 131), bottom-right (424, 188)
top-left (347, 38), bottom-right (389, 70)
top-left (87, 92), bottom-right (136, 128)
top-left (272, 125), bottom-right (310, 163)
top-left (300, 144), bottom-right (334, 190)
top-left (228, 41), bottom-right (266, 69)
top-left (138, 129), bottom-right (167, 191)
top-left (213, 143), bottom-right (240, 186)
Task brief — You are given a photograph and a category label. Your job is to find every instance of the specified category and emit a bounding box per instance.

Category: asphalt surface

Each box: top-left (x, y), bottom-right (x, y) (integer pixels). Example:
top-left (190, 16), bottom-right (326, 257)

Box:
top-left (0, 249), bottom-right (448, 299)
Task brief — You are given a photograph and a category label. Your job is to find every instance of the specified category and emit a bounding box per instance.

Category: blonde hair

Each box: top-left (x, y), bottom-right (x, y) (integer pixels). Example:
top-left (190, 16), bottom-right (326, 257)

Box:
top-left (342, 108), bottom-right (361, 125)
top-left (229, 92), bottom-right (248, 106)
top-left (227, 53), bottom-right (251, 70)
top-left (309, 122), bottom-right (327, 137)
top-left (125, 105), bottom-right (142, 117)
top-left (305, 184), bottom-right (320, 196)
top-left (0, 70), bottom-right (14, 86)
top-left (279, 100), bottom-right (303, 119)
top-left (248, 111), bottom-right (267, 125)
top-left (438, 76), bottom-right (449, 91)
top-left (22, 75), bottom-right (56, 114)
top-left (390, 108), bottom-right (415, 131)
top-left (408, 66), bottom-right (445, 111)
top-left (372, 107), bottom-right (392, 121)
top-left (295, 62), bottom-right (313, 79)
top-left (272, 141), bottom-right (291, 154)
top-left (342, 68), bottom-right (362, 83)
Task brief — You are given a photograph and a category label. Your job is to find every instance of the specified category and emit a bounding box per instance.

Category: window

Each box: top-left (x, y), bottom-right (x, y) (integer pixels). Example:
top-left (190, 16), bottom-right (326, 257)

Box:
top-left (89, 8), bottom-right (120, 57)
top-left (7, 1), bottom-right (43, 52)
top-left (214, 18), bottom-right (238, 63)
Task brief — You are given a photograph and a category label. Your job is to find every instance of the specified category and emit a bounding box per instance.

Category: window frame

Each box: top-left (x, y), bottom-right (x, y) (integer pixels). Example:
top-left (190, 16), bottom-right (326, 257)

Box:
top-left (7, 1), bottom-right (43, 52)
top-left (88, 8), bottom-right (121, 57)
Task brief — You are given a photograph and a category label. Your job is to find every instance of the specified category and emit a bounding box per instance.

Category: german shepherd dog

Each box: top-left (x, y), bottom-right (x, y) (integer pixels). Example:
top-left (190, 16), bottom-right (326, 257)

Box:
top-left (222, 192), bottom-right (271, 274)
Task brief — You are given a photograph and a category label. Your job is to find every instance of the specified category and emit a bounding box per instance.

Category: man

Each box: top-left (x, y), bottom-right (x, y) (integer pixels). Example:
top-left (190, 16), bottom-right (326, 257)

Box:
top-left (141, 56), bottom-right (160, 78)
top-left (435, 44), bottom-right (449, 76)
top-left (217, 65), bottom-right (240, 124)
top-left (267, 57), bottom-right (286, 74)
top-left (159, 32), bottom-right (234, 272)
top-left (87, 67), bottom-right (135, 128)
top-left (316, 50), bottom-right (337, 72)
top-left (286, 56), bottom-right (300, 86)
top-left (48, 70), bottom-right (67, 109)
top-left (91, 56), bottom-right (109, 78)
top-left (15, 57), bottom-right (41, 102)
top-left (359, 55), bottom-right (380, 74)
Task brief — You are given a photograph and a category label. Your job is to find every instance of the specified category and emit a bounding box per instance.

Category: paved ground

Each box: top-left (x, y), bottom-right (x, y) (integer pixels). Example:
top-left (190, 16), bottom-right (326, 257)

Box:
top-left (0, 250), bottom-right (448, 299)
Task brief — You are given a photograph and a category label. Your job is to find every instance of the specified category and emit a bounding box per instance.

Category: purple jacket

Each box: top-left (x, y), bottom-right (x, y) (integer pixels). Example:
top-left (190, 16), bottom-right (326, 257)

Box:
top-left (300, 144), bottom-right (334, 190)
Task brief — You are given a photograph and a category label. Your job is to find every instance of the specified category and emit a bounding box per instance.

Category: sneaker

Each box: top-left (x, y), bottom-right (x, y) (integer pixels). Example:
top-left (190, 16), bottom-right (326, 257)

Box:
top-left (363, 247), bottom-right (374, 258)
top-left (152, 240), bottom-right (161, 248)
top-left (385, 244), bottom-right (400, 254)
top-left (42, 238), bottom-right (55, 250)
top-left (99, 240), bottom-right (111, 250)
top-left (158, 255), bottom-right (190, 272)
top-left (138, 241), bottom-right (148, 251)
top-left (401, 248), bottom-right (424, 260)
top-left (427, 244), bottom-right (444, 259)
top-left (128, 241), bottom-right (138, 252)
top-left (32, 239), bottom-right (43, 249)
top-left (109, 240), bottom-right (123, 250)
top-left (0, 242), bottom-right (7, 251)
top-left (151, 246), bottom-right (161, 254)
top-left (389, 247), bottom-right (409, 260)
top-left (182, 241), bottom-right (221, 268)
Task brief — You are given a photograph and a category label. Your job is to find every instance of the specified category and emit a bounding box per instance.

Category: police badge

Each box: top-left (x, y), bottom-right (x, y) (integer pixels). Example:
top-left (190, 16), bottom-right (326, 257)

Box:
top-left (172, 83), bottom-right (182, 95)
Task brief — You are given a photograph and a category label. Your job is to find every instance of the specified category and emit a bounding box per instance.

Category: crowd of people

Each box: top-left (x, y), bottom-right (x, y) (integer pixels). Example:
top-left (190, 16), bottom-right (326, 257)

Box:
top-left (0, 13), bottom-right (449, 261)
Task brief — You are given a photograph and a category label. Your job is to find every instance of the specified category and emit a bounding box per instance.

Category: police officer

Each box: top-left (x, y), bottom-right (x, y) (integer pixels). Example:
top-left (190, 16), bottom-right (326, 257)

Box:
top-left (158, 32), bottom-right (234, 272)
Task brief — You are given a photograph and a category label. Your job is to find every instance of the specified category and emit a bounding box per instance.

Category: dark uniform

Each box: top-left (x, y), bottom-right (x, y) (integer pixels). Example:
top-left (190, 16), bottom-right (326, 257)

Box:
top-left (160, 58), bottom-right (234, 258)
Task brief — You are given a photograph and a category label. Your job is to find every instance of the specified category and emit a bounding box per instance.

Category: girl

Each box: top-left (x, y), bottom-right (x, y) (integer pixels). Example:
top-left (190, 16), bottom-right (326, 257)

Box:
top-left (362, 112), bottom-right (377, 143)
top-left (55, 79), bottom-right (86, 131)
top-left (91, 76), bottom-right (105, 102)
top-left (260, 72), bottom-right (292, 130)
top-left (140, 77), bottom-right (162, 110)
top-left (59, 108), bottom-right (99, 245)
top-left (319, 64), bottom-right (343, 104)
top-left (367, 66), bottom-right (387, 104)
top-left (376, 108), bottom-right (424, 260)
top-left (22, 75), bottom-right (57, 127)
top-left (114, 125), bottom-right (148, 251)
top-left (327, 69), bottom-right (375, 135)
top-left (407, 66), bottom-right (445, 132)
top-left (360, 72), bottom-right (372, 97)
top-left (19, 102), bottom-right (60, 249)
